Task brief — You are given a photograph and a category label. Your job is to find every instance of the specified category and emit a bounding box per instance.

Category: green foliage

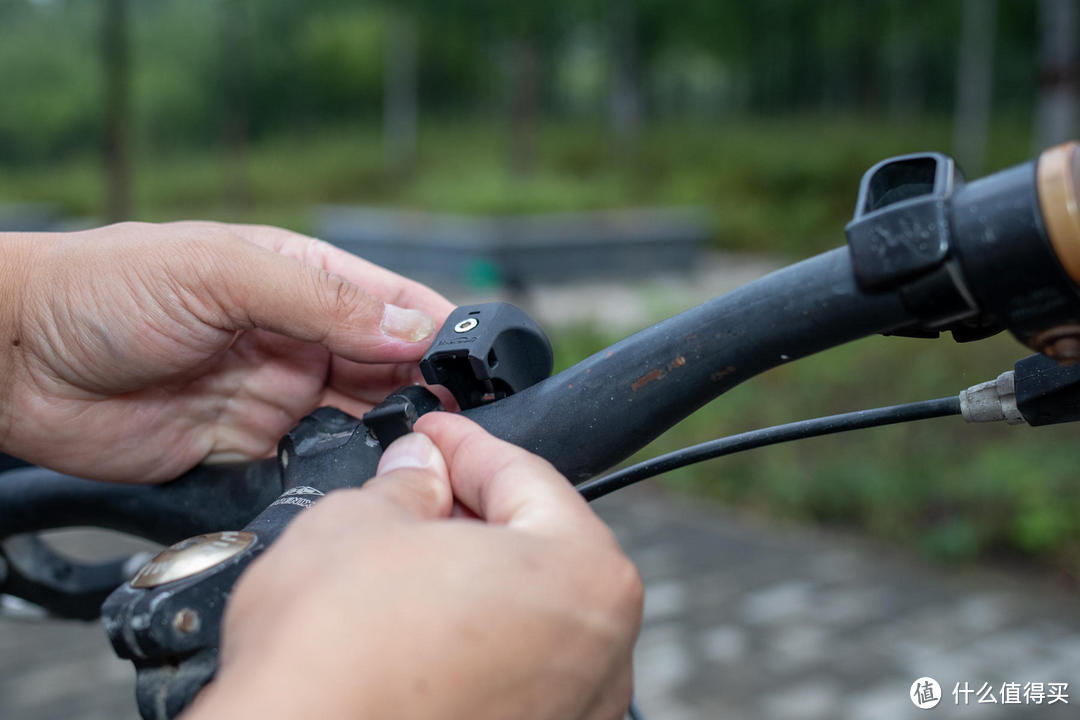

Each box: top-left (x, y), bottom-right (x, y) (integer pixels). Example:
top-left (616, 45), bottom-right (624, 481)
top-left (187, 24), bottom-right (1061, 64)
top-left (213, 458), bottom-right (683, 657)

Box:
top-left (0, 1), bottom-right (102, 164)
top-left (0, 116), bottom-right (1035, 259)
top-left (0, 0), bottom-right (1049, 165)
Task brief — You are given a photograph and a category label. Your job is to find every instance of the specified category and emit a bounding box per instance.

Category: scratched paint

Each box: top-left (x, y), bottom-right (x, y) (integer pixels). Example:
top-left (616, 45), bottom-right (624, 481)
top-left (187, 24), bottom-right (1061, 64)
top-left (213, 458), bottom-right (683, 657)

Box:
top-left (710, 365), bottom-right (736, 383)
top-left (632, 356), bottom-right (688, 391)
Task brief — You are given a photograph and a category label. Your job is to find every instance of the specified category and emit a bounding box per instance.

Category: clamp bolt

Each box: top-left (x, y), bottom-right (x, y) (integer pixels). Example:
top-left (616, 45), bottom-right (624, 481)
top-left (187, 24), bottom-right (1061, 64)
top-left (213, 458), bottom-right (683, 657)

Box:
top-left (173, 608), bottom-right (201, 634)
top-left (454, 318), bottom-right (478, 333)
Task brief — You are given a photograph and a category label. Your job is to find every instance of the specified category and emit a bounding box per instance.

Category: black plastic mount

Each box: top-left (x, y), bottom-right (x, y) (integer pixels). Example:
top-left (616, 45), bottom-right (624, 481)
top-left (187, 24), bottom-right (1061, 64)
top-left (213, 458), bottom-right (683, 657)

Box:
top-left (362, 386), bottom-right (443, 449)
top-left (419, 303), bottom-right (553, 410)
top-left (845, 152), bottom-right (1080, 348)
top-left (847, 152), bottom-right (959, 292)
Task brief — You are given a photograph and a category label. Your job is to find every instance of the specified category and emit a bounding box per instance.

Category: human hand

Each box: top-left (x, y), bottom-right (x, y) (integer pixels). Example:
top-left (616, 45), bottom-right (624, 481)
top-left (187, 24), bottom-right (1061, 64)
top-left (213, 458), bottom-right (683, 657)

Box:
top-left (0, 221), bottom-right (454, 482)
top-left (189, 413), bottom-right (643, 720)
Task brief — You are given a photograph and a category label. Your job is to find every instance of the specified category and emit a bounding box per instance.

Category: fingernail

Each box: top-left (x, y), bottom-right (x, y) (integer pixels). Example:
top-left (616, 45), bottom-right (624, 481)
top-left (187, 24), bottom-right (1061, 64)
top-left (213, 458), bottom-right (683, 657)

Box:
top-left (381, 304), bottom-right (436, 342)
top-left (377, 432), bottom-right (440, 475)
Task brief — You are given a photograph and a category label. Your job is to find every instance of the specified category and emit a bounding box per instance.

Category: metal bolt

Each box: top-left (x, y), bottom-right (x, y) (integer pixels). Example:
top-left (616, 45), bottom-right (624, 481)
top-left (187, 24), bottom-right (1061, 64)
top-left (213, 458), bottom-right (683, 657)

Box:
top-left (454, 318), bottom-right (478, 333)
top-left (173, 608), bottom-right (201, 634)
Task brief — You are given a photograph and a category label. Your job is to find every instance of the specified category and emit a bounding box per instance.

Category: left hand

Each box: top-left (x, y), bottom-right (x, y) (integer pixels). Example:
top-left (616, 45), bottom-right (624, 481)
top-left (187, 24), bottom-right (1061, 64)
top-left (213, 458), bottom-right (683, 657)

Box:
top-left (0, 221), bottom-right (454, 482)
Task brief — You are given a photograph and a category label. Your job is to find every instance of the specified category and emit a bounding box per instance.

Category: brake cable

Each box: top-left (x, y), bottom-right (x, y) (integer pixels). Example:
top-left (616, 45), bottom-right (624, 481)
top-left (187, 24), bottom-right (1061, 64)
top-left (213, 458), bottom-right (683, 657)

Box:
top-left (577, 397), bottom-right (961, 501)
top-left (581, 349), bottom-right (1080, 500)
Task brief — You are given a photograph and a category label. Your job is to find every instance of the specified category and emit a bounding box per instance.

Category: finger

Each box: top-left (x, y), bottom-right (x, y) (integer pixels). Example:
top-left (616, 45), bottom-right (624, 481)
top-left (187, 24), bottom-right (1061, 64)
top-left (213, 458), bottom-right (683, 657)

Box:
top-left (414, 413), bottom-right (603, 538)
top-left (582, 663), bottom-right (635, 720)
top-left (450, 500), bottom-right (480, 520)
top-left (195, 236), bottom-right (437, 363)
top-left (326, 357), bottom-right (459, 411)
top-left (355, 432), bottom-right (453, 522)
top-left (219, 223), bottom-right (456, 326)
top-left (326, 355), bottom-right (425, 404)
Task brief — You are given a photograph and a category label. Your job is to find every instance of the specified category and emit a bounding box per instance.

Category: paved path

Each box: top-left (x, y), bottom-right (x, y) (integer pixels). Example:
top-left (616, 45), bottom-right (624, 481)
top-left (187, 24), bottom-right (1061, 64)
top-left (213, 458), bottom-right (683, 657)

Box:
top-left (602, 484), bottom-right (1080, 720)
top-left (2, 484), bottom-right (1078, 720)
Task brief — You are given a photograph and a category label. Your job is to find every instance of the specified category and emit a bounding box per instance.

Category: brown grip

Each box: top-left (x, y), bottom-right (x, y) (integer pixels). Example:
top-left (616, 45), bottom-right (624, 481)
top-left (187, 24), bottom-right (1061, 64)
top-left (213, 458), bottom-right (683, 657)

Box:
top-left (1037, 141), bottom-right (1080, 284)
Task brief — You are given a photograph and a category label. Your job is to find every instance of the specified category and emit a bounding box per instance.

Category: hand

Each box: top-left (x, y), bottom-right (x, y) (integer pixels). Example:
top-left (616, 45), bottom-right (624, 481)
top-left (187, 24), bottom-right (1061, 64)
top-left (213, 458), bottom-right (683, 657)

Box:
top-left (0, 221), bottom-right (454, 482)
top-left (189, 414), bottom-right (643, 720)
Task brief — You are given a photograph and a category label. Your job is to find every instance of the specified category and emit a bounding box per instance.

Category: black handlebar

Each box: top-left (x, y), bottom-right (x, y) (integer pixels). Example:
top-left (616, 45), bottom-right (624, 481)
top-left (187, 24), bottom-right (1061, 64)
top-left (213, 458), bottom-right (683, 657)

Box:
top-left (0, 460), bottom-right (282, 546)
top-left (466, 247), bottom-right (914, 481)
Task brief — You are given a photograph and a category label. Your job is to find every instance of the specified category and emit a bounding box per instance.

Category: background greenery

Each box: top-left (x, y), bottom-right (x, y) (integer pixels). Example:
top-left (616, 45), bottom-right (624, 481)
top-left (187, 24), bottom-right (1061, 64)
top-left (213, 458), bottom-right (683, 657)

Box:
top-left (1, 0), bottom-right (1077, 582)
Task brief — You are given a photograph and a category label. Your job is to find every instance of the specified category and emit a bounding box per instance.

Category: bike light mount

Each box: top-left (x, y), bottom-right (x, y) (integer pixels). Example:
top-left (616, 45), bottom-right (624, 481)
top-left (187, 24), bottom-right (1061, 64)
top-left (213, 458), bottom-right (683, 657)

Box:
top-left (846, 148), bottom-right (1080, 352)
top-left (419, 302), bottom-right (554, 410)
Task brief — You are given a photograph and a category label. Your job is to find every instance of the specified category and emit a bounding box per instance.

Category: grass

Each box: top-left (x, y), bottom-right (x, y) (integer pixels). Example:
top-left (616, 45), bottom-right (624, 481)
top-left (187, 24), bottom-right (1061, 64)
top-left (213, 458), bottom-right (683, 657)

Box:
top-left (2, 114), bottom-right (1076, 579)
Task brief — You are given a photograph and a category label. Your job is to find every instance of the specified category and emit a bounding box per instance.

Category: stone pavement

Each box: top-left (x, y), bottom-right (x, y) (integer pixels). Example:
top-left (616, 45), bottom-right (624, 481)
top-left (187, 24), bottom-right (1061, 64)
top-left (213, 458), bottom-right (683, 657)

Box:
top-left (2, 483), bottom-right (1078, 720)
top-left (600, 484), bottom-right (1080, 720)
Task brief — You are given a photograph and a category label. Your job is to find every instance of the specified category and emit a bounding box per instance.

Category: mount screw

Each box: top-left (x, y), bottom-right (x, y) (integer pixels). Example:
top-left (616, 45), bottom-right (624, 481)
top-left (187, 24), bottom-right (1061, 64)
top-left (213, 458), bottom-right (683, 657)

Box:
top-left (173, 608), bottom-right (201, 634)
top-left (454, 318), bottom-right (478, 333)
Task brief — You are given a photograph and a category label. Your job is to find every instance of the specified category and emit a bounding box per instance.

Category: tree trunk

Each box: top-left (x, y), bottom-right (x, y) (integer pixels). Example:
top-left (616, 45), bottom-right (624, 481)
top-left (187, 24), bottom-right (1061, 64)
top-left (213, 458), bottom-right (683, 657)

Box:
top-left (953, 0), bottom-right (996, 176)
top-left (384, 10), bottom-right (418, 176)
top-left (608, 0), bottom-right (640, 157)
top-left (508, 34), bottom-right (538, 178)
top-left (220, 0), bottom-right (252, 211)
top-left (1037, 0), bottom-right (1078, 149)
top-left (102, 0), bottom-right (130, 223)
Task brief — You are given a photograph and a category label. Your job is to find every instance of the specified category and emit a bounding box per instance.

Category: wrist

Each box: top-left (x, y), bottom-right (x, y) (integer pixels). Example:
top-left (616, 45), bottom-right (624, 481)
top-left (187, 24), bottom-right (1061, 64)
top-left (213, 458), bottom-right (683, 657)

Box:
top-left (0, 232), bottom-right (48, 453)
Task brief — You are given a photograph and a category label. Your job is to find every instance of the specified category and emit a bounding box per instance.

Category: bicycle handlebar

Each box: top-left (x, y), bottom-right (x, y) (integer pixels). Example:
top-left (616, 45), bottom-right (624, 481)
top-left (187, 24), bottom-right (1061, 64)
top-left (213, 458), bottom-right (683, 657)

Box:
top-left (467, 247), bottom-right (913, 481)
top-left (0, 460), bottom-right (281, 546)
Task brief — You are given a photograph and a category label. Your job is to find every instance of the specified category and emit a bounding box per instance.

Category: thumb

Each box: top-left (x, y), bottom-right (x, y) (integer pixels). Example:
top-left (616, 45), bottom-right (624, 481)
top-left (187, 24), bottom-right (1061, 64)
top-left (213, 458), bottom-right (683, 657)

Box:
top-left (357, 432), bottom-right (453, 522)
top-left (204, 239), bottom-right (436, 362)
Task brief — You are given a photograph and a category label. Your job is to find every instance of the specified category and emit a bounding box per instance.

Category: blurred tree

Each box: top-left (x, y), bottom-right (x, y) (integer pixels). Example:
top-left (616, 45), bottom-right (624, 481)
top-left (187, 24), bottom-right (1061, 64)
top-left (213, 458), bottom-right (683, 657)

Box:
top-left (508, 25), bottom-right (541, 177)
top-left (103, 0), bottom-right (131, 221)
top-left (607, 0), bottom-right (640, 156)
top-left (885, 0), bottom-right (925, 117)
top-left (384, 6), bottom-right (418, 175)
top-left (953, 0), bottom-right (996, 175)
top-left (220, 0), bottom-right (252, 210)
top-left (1036, 0), bottom-right (1077, 148)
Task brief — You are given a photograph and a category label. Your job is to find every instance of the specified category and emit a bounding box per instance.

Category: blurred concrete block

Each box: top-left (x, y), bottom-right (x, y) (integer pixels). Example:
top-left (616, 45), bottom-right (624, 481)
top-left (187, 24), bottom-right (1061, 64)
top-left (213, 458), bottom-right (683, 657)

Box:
top-left (0, 204), bottom-right (63, 231)
top-left (315, 206), bottom-right (709, 291)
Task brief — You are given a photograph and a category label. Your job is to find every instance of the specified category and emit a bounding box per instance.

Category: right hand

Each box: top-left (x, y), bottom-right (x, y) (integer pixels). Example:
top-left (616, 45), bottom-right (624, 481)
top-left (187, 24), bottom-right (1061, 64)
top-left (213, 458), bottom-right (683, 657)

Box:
top-left (188, 413), bottom-right (644, 720)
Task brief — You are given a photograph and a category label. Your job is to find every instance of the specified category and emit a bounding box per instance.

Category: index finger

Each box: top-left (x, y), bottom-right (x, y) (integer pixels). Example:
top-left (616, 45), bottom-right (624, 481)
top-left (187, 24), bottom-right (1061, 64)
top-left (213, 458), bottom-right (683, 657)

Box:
top-left (415, 412), bottom-right (605, 539)
top-left (196, 222), bottom-right (456, 325)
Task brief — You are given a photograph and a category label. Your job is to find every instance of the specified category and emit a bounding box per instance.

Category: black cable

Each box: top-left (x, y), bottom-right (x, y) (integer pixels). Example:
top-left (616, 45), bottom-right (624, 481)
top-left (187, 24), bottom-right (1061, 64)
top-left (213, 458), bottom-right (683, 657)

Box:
top-left (578, 396), bottom-right (961, 502)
